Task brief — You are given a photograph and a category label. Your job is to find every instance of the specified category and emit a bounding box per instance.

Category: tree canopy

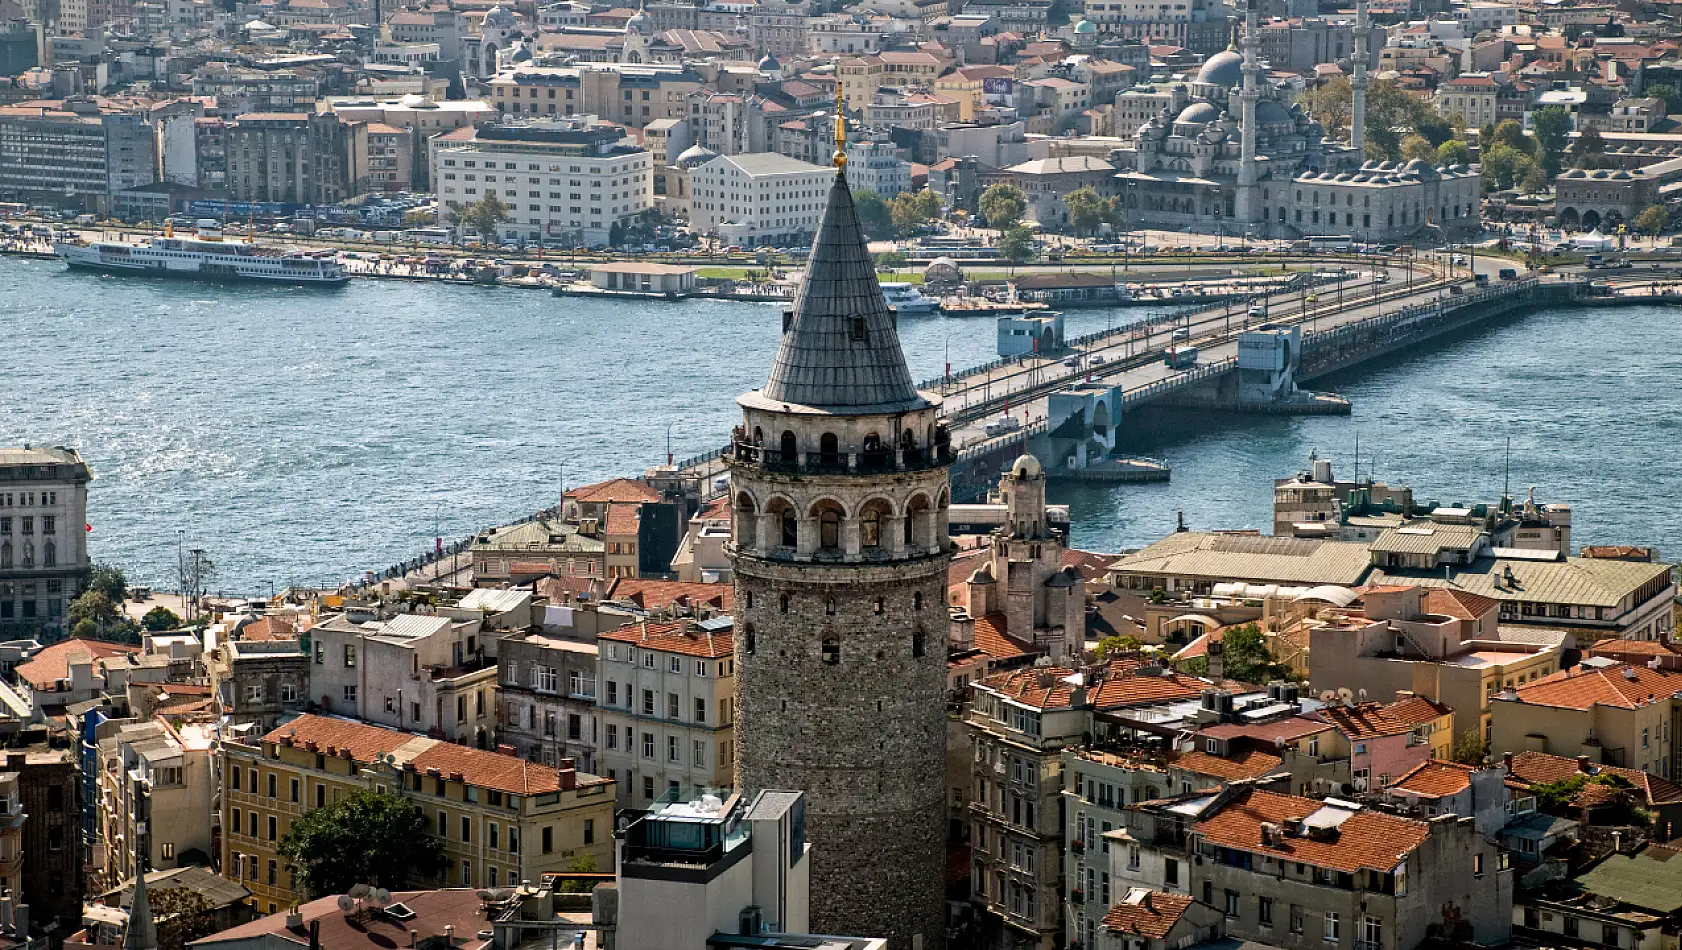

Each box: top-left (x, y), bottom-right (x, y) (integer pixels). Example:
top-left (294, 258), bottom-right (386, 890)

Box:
top-left (278, 789), bottom-right (449, 898)
top-left (1064, 186), bottom-right (1118, 235)
top-left (87, 563), bottom-right (127, 603)
top-left (888, 188), bottom-right (942, 237)
top-left (152, 887), bottom-right (219, 950)
top-left (979, 183), bottom-right (1027, 230)
top-left (1436, 139), bottom-right (1471, 167)
top-left (140, 606), bottom-right (183, 632)
top-left (998, 226), bottom-right (1035, 264)
top-left (447, 194), bottom-right (510, 244)
top-left (852, 190), bottom-right (893, 240)
top-left (1644, 83), bottom-right (1682, 116)
top-left (1636, 205), bottom-right (1670, 236)
top-left (1530, 105), bottom-right (1572, 174)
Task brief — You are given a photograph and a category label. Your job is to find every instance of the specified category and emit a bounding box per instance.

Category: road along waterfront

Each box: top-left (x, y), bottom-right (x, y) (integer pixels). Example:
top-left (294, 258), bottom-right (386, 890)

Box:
top-left (4, 253), bottom-right (1676, 589)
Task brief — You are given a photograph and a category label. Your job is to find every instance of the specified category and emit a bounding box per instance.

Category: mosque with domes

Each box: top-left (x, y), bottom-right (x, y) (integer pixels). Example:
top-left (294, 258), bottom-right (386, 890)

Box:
top-left (1109, 0), bottom-right (1481, 241)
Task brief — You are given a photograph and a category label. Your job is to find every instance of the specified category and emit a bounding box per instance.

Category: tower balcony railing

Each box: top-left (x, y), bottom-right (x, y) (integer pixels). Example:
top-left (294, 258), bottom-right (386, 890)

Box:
top-left (729, 436), bottom-right (952, 475)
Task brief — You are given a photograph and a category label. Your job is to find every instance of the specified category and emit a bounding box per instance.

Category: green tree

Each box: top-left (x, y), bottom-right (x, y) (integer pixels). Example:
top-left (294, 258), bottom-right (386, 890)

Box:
top-left (151, 887), bottom-right (219, 950)
top-left (1400, 134), bottom-right (1436, 161)
top-left (140, 606), bottom-right (183, 632)
top-left (853, 189), bottom-right (894, 239)
top-left (998, 226), bottom-right (1035, 264)
top-left (874, 250), bottom-right (908, 269)
top-left (68, 589), bottom-right (123, 633)
top-left (1415, 113), bottom-right (1456, 148)
top-left (1298, 77), bottom-right (1353, 139)
top-left (1480, 143), bottom-right (1534, 191)
top-left (1521, 164), bottom-right (1551, 194)
top-left (1451, 728), bottom-right (1486, 765)
top-left (87, 563), bottom-right (127, 603)
top-left (1570, 127), bottom-right (1608, 168)
top-left (402, 209), bottom-right (435, 228)
top-left (888, 190), bottom-right (934, 237)
top-left (1436, 139), bottom-right (1471, 166)
top-left (460, 193), bottom-right (511, 245)
top-left (1214, 624), bottom-right (1291, 683)
top-left (1530, 105), bottom-right (1571, 174)
top-left (1063, 186), bottom-right (1115, 235)
top-left (911, 187), bottom-right (942, 221)
top-left (1491, 119), bottom-right (1534, 155)
top-left (71, 619), bottom-right (96, 639)
top-left (556, 855), bottom-right (600, 894)
top-left (278, 789), bottom-right (448, 898)
top-left (1636, 204), bottom-right (1670, 236)
top-left (979, 183), bottom-right (1027, 230)
top-left (1643, 83), bottom-right (1682, 115)
top-left (1095, 635), bottom-right (1141, 660)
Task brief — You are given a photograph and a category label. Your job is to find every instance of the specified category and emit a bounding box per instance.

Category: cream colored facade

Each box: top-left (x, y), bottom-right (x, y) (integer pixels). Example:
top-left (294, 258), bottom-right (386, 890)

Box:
top-left (97, 719), bottom-right (216, 891)
top-left (595, 621), bottom-right (736, 805)
top-left (220, 714), bottom-right (616, 915)
top-left (1491, 665), bottom-right (1682, 778)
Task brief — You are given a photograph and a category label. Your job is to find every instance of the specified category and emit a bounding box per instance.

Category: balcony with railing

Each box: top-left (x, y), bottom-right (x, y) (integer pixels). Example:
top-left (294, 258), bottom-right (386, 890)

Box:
top-left (728, 425), bottom-right (952, 476)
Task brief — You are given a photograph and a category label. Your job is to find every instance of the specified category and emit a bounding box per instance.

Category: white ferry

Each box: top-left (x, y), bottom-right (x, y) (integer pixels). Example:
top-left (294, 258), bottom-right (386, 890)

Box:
top-left (54, 228), bottom-right (349, 285)
top-left (881, 282), bottom-right (940, 315)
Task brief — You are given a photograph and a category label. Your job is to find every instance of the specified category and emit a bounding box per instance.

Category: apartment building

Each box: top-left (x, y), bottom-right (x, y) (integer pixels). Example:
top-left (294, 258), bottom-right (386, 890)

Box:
top-left (0, 447), bottom-right (91, 640)
top-left (688, 152), bottom-right (832, 247)
top-left (595, 618), bottom-right (736, 806)
top-left (497, 632), bottom-right (599, 771)
top-left (96, 718), bottom-right (216, 890)
top-left (488, 64), bottom-right (703, 129)
top-left (1113, 784), bottom-right (1511, 950)
top-left (224, 112), bottom-right (364, 205)
top-left (306, 611), bottom-right (497, 747)
top-left (1306, 585), bottom-right (1563, 748)
top-left (190, 66), bottom-right (322, 116)
top-left (469, 517), bottom-right (604, 586)
top-left (433, 117), bottom-right (653, 248)
top-left (221, 714), bottom-right (615, 914)
top-left (838, 51), bottom-right (949, 110)
top-left (1062, 748), bottom-right (1173, 949)
top-left (210, 637), bottom-right (309, 732)
top-left (10, 744), bottom-right (81, 932)
top-left (1491, 662), bottom-right (1682, 777)
top-left (1435, 74), bottom-right (1502, 129)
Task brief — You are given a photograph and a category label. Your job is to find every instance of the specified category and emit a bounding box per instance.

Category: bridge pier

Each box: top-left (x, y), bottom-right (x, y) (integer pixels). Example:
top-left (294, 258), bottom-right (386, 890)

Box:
top-left (1155, 323), bottom-right (1353, 414)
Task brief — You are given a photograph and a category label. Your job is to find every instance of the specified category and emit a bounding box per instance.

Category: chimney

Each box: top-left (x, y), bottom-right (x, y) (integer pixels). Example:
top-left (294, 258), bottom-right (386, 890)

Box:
top-left (408, 931), bottom-right (419, 948)
top-left (557, 767), bottom-right (577, 791)
top-left (1207, 638), bottom-right (1225, 681)
top-left (559, 757), bottom-right (576, 771)
top-left (1142, 892), bottom-right (1153, 910)
top-left (1, 893), bottom-right (12, 932)
top-left (1612, 830), bottom-right (1623, 852)
top-left (309, 920), bottom-right (320, 950)
top-left (444, 926), bottom-right (455, 947)
top-left (1503, 751), bottom-right (1513, 773)
top-left (1394, 689), bottom-right (1414, 701)
top-left (12, 904), bottom-right (25, 941)
top-left (1577, 755), bottom-right (1592, 773)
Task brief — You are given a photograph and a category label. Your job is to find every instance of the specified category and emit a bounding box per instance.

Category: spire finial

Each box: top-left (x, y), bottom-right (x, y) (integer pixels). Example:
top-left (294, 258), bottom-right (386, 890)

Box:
top-left (1228, 19), bottom-right (1238, 51)
top-left (833, 83), bottom-right (848, 168)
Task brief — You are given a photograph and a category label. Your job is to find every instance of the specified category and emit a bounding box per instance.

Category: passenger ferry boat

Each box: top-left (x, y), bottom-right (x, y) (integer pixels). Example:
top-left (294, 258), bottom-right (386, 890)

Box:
top-left (880, 282), bottom-right (941, 314)
top-left (54, 225), bottom-right (349, 285)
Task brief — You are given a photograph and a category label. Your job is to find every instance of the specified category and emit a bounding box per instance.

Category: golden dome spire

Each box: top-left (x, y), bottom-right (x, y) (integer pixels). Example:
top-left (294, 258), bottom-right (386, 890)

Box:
top-left (832, 83), bottom-right (848, 169)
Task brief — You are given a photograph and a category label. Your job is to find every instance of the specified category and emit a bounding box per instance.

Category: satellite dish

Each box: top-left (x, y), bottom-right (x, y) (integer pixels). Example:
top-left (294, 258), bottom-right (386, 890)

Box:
top-left (1319, 690), bottom-right (1337, 702)
top-left (372, 889), bottom-right (391, 905)
top-left (1337, 687), bottom-right (1354, 702)
top-left (336, 896), bottom-right (355, 913)
top-left (349, 884), bottom-right (371, 899)
top-left (1357, 688), bottom-right (1368, 700)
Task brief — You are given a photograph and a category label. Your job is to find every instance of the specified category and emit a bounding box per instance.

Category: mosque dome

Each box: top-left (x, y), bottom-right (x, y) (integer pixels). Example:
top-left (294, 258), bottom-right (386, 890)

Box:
top-left (676, 143), bottom-right (718, 167)
top-left (758, 51), bottom-right (781, 71)
top-left (1195, 49), bottom-right (1243, 88)
top-left (1010, 454), bottom-right (1043, 479)
top-left (1073, 17), bottom-right (1097, 33)
top-left (1175, 101), bottom-right (1220, 125)
top-left (1255, 99), bottom-right (1291, 125)
top-left (626, 5), bottom-right (653, 33)
top-left (483, 4), bottom-right (516, 28)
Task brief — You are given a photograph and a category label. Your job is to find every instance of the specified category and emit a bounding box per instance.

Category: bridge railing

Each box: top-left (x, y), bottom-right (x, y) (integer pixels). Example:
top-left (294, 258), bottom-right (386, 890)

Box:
top-left (1121, 357), bottom-right (1239, 407)
top-left (956, 418), bottom-right (1050, 460)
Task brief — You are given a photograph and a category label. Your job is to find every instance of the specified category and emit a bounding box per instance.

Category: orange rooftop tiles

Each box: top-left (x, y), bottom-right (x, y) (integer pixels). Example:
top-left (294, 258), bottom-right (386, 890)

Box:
top-left (1194, 788), bottom-right (1432, 873)
top-left (598, 619), bottom-right (734, 658)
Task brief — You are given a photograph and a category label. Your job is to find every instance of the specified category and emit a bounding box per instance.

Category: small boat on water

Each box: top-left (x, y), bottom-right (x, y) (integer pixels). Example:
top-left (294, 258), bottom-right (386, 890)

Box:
top-left (54, 225), bottom-right (349, 285)
top-left (881, 282), bottom-right (941, 314)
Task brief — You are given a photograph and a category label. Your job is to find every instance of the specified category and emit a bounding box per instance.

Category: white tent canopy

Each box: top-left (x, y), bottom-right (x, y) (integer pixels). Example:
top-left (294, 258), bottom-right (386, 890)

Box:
top-left (1572, 229), bottom-right (1615, 250)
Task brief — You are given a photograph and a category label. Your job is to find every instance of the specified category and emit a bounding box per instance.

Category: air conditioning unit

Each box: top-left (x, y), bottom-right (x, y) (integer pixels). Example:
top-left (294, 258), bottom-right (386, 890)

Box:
top-left (739, 906), bottom-right (764, 935)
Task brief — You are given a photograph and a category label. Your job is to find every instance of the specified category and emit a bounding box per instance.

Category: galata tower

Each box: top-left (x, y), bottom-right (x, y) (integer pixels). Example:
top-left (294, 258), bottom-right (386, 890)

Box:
top-left (727, 107), bottom-right (952, 950)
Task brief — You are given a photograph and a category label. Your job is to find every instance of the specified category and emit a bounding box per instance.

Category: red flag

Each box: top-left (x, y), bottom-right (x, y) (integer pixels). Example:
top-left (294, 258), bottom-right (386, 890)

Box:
top-left (85, 523), bottom-right (92, 532)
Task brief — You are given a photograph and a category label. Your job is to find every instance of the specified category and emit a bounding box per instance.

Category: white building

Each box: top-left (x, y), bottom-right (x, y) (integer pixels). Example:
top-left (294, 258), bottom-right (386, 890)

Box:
top-left (0, 447), bottom-right (91, 640)
top-left (845, 138), bottom-right (912, 196)
top-left (688, 152), bottom-right (833, 246)
top-left (433, 116), bottom-right (653, 247)
top-left (96, 719), bottom-right (216, 890)
top-left (594, 617), bottom-right (736, 806)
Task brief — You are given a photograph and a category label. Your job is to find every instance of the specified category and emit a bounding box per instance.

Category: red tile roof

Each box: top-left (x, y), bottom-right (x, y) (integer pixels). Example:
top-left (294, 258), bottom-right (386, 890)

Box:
top-left (1198, 717), bottom-right (1331, 745)
top-left (1422, 588), bottom-right (1499, 620)
top-left (1195, 788), bottom-right (1432, 873)
top-left (981, 665), bottom-right (1078, 709)
top-left (1091, 671), bottom-right (1205, 710)
top-left (603, 502), bottom-right (640, 536)
top-left (265, 714), bottom-right (422, 764)
top-left (566, 477), bottom-right (661, 505)
top-left (17, 639), bottom-right (140, 690)
top-left (1505, 751), bottom-right (1682, 805)
top-left (239, 616), bottom-right (296, 641)
top-left (973, 612), bottom-right (1037, 661)
top-left (604, 578), bottom-right (733, 611)
top-left (1511, 663), bottom-right (1682, 711)
top-left (1060, 548), bottom-right (1114, 582)
top-left (1101, 891), bottom-right (1195, 939)
top-left (192, 888), bottom-right (490, 950)
top-left (598, 619), bottom-right (734, 658)
top-left (1383, 695), bottom-right (1453, 726)
top-left (1173, 748), bottom-right (1283, 781)
top-left (1387, 759), bottom-right (1475, 798)
top-left (407, 742), bottom-right (583, 796)
top-left (1318, 702), bottom-right (1414, 740)
top-left (1588, 638), bottom-right (1682, 659)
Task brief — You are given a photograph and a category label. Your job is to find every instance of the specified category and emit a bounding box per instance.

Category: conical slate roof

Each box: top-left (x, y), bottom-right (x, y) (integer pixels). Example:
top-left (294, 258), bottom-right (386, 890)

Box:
top-left (759, 169), bottom-right (928, 413)
top-left (123, 866), bottom-right (158, 950)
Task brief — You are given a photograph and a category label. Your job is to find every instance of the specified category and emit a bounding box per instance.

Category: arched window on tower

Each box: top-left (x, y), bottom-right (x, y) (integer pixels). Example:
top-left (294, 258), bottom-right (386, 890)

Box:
top-left (861, 432), bottom-right (887, 470)
top-left (816, 504), bottom-right (841, 551)
top-left (780, 593), bottom-right (790, 613)
top-left (874, 596), bottom-right (885, 615)
top-left (914, 591), bottom-right (923, 611)
top-left (912, 628), bottom-right (926, 657)
top-left (822, 633), bottom-right (840, 665)
top-left (745, 623), bottom-right (756, 655)
top-left (780, 430), bottom-right (797, 463)
top-left (825, 597), bottom-right (837, 616)
top-left (819, 432), bottom-right (840, 468)
top-left (860, 505), bottom-right (882, 549)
